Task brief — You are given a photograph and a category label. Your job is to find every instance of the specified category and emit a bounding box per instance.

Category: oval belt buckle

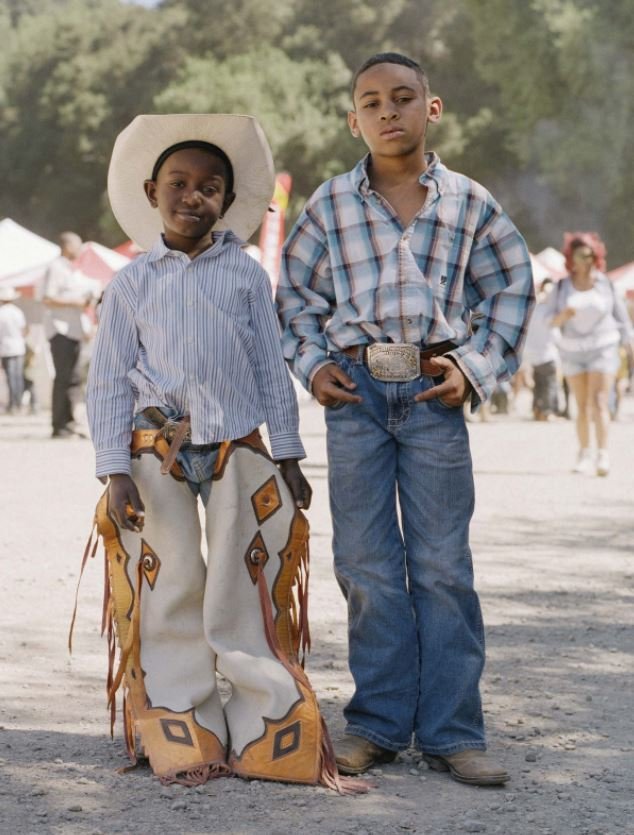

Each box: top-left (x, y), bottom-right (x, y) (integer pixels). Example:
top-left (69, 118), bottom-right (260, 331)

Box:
top-left (366, 343), bottom-right (421, 382)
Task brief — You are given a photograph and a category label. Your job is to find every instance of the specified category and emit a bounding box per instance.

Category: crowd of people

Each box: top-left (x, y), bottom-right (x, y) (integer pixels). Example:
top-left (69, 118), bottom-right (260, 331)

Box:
top-left (501, 232), bottom-right (633, 477)
top-left (0, 231), bottom-right (101, 434)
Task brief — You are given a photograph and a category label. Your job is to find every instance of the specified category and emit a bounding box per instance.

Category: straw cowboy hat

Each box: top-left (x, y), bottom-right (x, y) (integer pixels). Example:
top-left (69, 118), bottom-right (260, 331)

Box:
top-left (0, 287), bottom-right (20, 302)
top-left (107, 114), bottom-right (275, 250)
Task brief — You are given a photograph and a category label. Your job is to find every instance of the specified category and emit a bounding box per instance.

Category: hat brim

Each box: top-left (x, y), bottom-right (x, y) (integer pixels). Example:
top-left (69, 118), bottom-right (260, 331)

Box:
top-left (107, 114), bottom-right (275, 250)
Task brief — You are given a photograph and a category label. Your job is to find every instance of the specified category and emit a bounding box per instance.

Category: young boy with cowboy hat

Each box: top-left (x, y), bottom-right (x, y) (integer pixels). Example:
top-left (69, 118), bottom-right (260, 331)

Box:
top-left (83, 114), bottom-right (352, 790)
top-left (277, 53), bottom-right (535, 787)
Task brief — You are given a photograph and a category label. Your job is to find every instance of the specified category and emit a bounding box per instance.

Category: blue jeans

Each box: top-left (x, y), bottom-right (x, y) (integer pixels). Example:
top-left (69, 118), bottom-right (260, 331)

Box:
top-left (2, 355), bottom-right (24, 411)
top-left (325, 351), bottom-right (485, 755)
top-left (134, 409), bottom-right (218, 505)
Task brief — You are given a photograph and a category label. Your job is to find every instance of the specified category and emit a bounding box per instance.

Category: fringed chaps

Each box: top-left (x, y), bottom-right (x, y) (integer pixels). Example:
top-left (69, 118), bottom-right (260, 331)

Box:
top-left (72, 430), bottom-right (365, 793)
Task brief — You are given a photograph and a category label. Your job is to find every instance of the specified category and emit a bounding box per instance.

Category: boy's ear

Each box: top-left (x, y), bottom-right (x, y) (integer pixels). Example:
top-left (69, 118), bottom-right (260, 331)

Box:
top-left (347, 110), bottom-right (360, 139)
top-left (221, 191), bottom-right (236, 216)
top-left (143, 179), bottom-right (158, 207)
top-left (427, 96), bottom-right (443, 125)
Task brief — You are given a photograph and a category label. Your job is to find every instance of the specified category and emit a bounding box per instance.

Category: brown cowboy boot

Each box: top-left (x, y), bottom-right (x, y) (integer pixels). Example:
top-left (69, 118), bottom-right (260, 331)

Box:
top-left (335, 735), bottom-right (397, 775)
top-left (423, 750), bottom-right (509, 786)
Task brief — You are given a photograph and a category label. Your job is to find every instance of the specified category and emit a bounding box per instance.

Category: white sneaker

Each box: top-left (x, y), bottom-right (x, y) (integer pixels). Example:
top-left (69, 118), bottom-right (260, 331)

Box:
top-left (596, 449), bottom-right (610, 477)
top-left (572, 449), bottom-right (594, 475)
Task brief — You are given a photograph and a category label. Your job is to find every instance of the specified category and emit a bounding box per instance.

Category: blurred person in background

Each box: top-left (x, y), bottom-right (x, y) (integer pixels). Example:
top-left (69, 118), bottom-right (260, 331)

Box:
top-left (0, 287), bottom-right (27, 414)
top-left (609, 343), bottom-right (632, 421)
top-left (523, 277), bottom-right (560, 421)
top-left (546, 233), bottom-right (633, 476)
top-left (42, 231), bottom-right (93, 438)
top-left (22, 335), bottom-right (39, 414)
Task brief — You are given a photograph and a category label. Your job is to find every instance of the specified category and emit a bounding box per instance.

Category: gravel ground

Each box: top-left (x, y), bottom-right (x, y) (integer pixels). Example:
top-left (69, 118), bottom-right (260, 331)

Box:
top-left (0, 393), bottom-right (632, 835)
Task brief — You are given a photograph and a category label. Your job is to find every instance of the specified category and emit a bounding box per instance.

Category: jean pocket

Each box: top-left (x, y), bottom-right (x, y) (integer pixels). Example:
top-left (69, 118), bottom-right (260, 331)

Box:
top-left (326, 399), bottom-right (347, 411)
top-left (437, 396), bottom-right (463, 410)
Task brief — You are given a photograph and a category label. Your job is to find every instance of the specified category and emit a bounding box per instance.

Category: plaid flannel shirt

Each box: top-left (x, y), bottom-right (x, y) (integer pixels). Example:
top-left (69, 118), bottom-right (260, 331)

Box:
top-left (277, 153), bottom-right (534, 405)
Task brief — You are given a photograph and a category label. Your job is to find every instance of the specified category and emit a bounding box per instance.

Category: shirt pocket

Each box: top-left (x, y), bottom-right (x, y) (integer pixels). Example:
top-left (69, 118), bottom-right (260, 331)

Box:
top-left (203, 282), bottom-right (252, 327)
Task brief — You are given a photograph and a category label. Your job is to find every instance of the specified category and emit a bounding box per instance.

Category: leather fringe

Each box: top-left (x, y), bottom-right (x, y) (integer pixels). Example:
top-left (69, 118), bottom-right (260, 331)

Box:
top-left (291, 533), bottom-right (311, 666)
top-left (256, 561), bottom-right (368, 795)
top-left (107, 558), bottom-right (143, 713)
top-left (122, 690), bottom-right (137, 765)
top-left (68, 518), bottom-right (99, 654)
top-left (317, 715), bottom-right (370, 796)
top-left (159, 763), bottom-right (231, 787)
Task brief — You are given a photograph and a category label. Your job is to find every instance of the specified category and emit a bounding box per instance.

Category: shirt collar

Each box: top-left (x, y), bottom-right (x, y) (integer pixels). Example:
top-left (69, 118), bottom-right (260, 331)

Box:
top-left (146, 229), bottom-right (243, 263)
top-left (352, 151), bottom-right (445, 198)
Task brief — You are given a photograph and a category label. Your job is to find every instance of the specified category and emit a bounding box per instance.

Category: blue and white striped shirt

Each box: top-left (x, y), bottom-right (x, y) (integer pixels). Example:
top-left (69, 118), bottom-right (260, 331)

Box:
top-left (277, 153), bottom-right (535, 403)
top-left (87, 231), bottom-right (305, 478)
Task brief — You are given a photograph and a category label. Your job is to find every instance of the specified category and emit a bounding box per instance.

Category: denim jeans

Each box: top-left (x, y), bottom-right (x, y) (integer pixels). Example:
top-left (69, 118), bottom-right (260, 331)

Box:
top-left (1, 355), bottom-right (24, 411)
top-left (532, 360), bottom-right (559, 416)
top-left (49, 334), bottom-right (80, 432)
top-left (325, 351), bottom-right (485, 755)
top-left (134, 409), bottom-right (218, 505)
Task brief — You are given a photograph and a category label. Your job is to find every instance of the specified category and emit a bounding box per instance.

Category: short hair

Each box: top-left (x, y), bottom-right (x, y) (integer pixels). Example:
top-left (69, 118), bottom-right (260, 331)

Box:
top-left (59, 231), bottom-right (82, 248)
top-left (151, 141), bottom-right (234, 193)
top-left (563, 231), bottom-right (607, 273)
top-left (351, 52), bottom-right (431, 101)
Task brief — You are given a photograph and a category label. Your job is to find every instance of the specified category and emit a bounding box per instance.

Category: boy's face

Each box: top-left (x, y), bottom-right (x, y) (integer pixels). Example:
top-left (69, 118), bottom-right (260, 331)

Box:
top-left (144, 147), bottom-right (235, 253)
top-left (348, 63), bottom-right (442, 160)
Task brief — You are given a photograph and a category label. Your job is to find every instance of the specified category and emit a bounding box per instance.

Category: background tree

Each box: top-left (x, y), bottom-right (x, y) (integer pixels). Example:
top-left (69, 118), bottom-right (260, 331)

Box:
top-left (0, 0), bottom-right (187, 242)
top-left (0, 0), bottom-right (631, 264)
top-left (463, 0), bottom-right (634, 263)
top-left (153, 46), bottom-right (352, 219)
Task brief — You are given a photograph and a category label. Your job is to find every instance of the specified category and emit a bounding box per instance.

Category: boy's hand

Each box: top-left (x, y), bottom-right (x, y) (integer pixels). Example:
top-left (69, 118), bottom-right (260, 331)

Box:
top-left (312, 363), bottom-right (362, 407)
top-left (415, 356), bottom-right (472, 408)
top-left (107, 474), bottom-right (145, 532)
top-left (277, 459), bottom-right (313, 510)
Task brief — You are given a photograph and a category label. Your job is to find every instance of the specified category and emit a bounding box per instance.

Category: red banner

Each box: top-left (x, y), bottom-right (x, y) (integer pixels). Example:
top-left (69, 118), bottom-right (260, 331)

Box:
top-left (258, 172), bottom-right (292, 290)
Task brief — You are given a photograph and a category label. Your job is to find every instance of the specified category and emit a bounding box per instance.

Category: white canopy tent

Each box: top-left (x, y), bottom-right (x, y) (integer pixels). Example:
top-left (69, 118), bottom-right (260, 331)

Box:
top-left (534, 247), bottom-right (567, 280)
top-left (529, 253), bottom-right (551, 284)
top-left (0, 218), bottom-right (60, 289)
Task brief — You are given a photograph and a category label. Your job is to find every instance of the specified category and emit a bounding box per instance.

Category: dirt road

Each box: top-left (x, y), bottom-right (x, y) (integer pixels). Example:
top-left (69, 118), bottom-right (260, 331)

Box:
top-left (1, 395), bottom-right (632, 835)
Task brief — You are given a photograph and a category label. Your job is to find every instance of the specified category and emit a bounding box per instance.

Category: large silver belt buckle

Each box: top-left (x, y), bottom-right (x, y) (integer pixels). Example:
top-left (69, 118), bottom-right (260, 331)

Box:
top-left (366, 343), bottom-right (421, 382)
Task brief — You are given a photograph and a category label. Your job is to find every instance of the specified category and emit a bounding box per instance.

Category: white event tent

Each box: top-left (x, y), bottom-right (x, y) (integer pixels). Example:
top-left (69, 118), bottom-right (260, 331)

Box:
top-left (0, 218), bottom-right (60, 290)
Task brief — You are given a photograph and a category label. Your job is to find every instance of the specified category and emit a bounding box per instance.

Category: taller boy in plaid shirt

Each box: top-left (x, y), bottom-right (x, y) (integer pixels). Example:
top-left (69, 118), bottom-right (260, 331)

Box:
top-left (277, 53), bottom-right (534, 786)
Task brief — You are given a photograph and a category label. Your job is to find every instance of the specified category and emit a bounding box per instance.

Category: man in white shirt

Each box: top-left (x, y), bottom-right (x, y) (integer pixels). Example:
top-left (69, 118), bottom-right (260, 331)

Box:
top-left (42, 232), bottom-right (92, 437)
top-left (0, 287), bottom-right (27, 414)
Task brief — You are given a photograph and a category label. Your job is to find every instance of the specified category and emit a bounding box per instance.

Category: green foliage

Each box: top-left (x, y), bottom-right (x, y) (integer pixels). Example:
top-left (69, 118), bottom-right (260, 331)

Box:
top-left (154, 47), bottom-right (353, 207)
top-left (0, 0), bottom-right (187, 243)
top-left (0, 0), bottom-right (632, 263)
top-left (463, 0), bottom-right (634, 263)
top-left (159, 0), bottom-right (293, 59)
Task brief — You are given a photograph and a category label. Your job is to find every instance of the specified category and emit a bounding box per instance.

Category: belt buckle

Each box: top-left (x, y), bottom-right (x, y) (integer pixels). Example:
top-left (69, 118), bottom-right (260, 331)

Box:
top-left (366, 343), bottom-right (421, 382)
top-left (162, 419), bottom-right (192, 444)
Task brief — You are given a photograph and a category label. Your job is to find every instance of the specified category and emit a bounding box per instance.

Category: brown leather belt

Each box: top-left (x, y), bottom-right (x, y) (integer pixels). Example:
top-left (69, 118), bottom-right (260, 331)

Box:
top-left (139, 407), bottom-right (220, 475)
top-left (342, 340), bottom-right (456, 379)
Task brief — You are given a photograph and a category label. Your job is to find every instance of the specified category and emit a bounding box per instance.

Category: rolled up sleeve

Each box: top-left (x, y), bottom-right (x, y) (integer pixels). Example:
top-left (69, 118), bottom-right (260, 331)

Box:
top-left (277, 205), bottom-right (334, 391)
top-left (448, 206), bottom-right (535, 406)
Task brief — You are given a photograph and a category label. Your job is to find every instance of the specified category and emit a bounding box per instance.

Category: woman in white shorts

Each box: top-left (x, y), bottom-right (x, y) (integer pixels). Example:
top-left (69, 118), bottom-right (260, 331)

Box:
top-left (547, 233), bottom-right (632, 476)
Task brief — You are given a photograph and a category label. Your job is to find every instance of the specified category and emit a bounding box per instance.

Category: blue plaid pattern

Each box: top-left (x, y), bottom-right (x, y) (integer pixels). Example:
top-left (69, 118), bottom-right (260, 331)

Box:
top-left (277, 153), bottom-right (535, 403)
